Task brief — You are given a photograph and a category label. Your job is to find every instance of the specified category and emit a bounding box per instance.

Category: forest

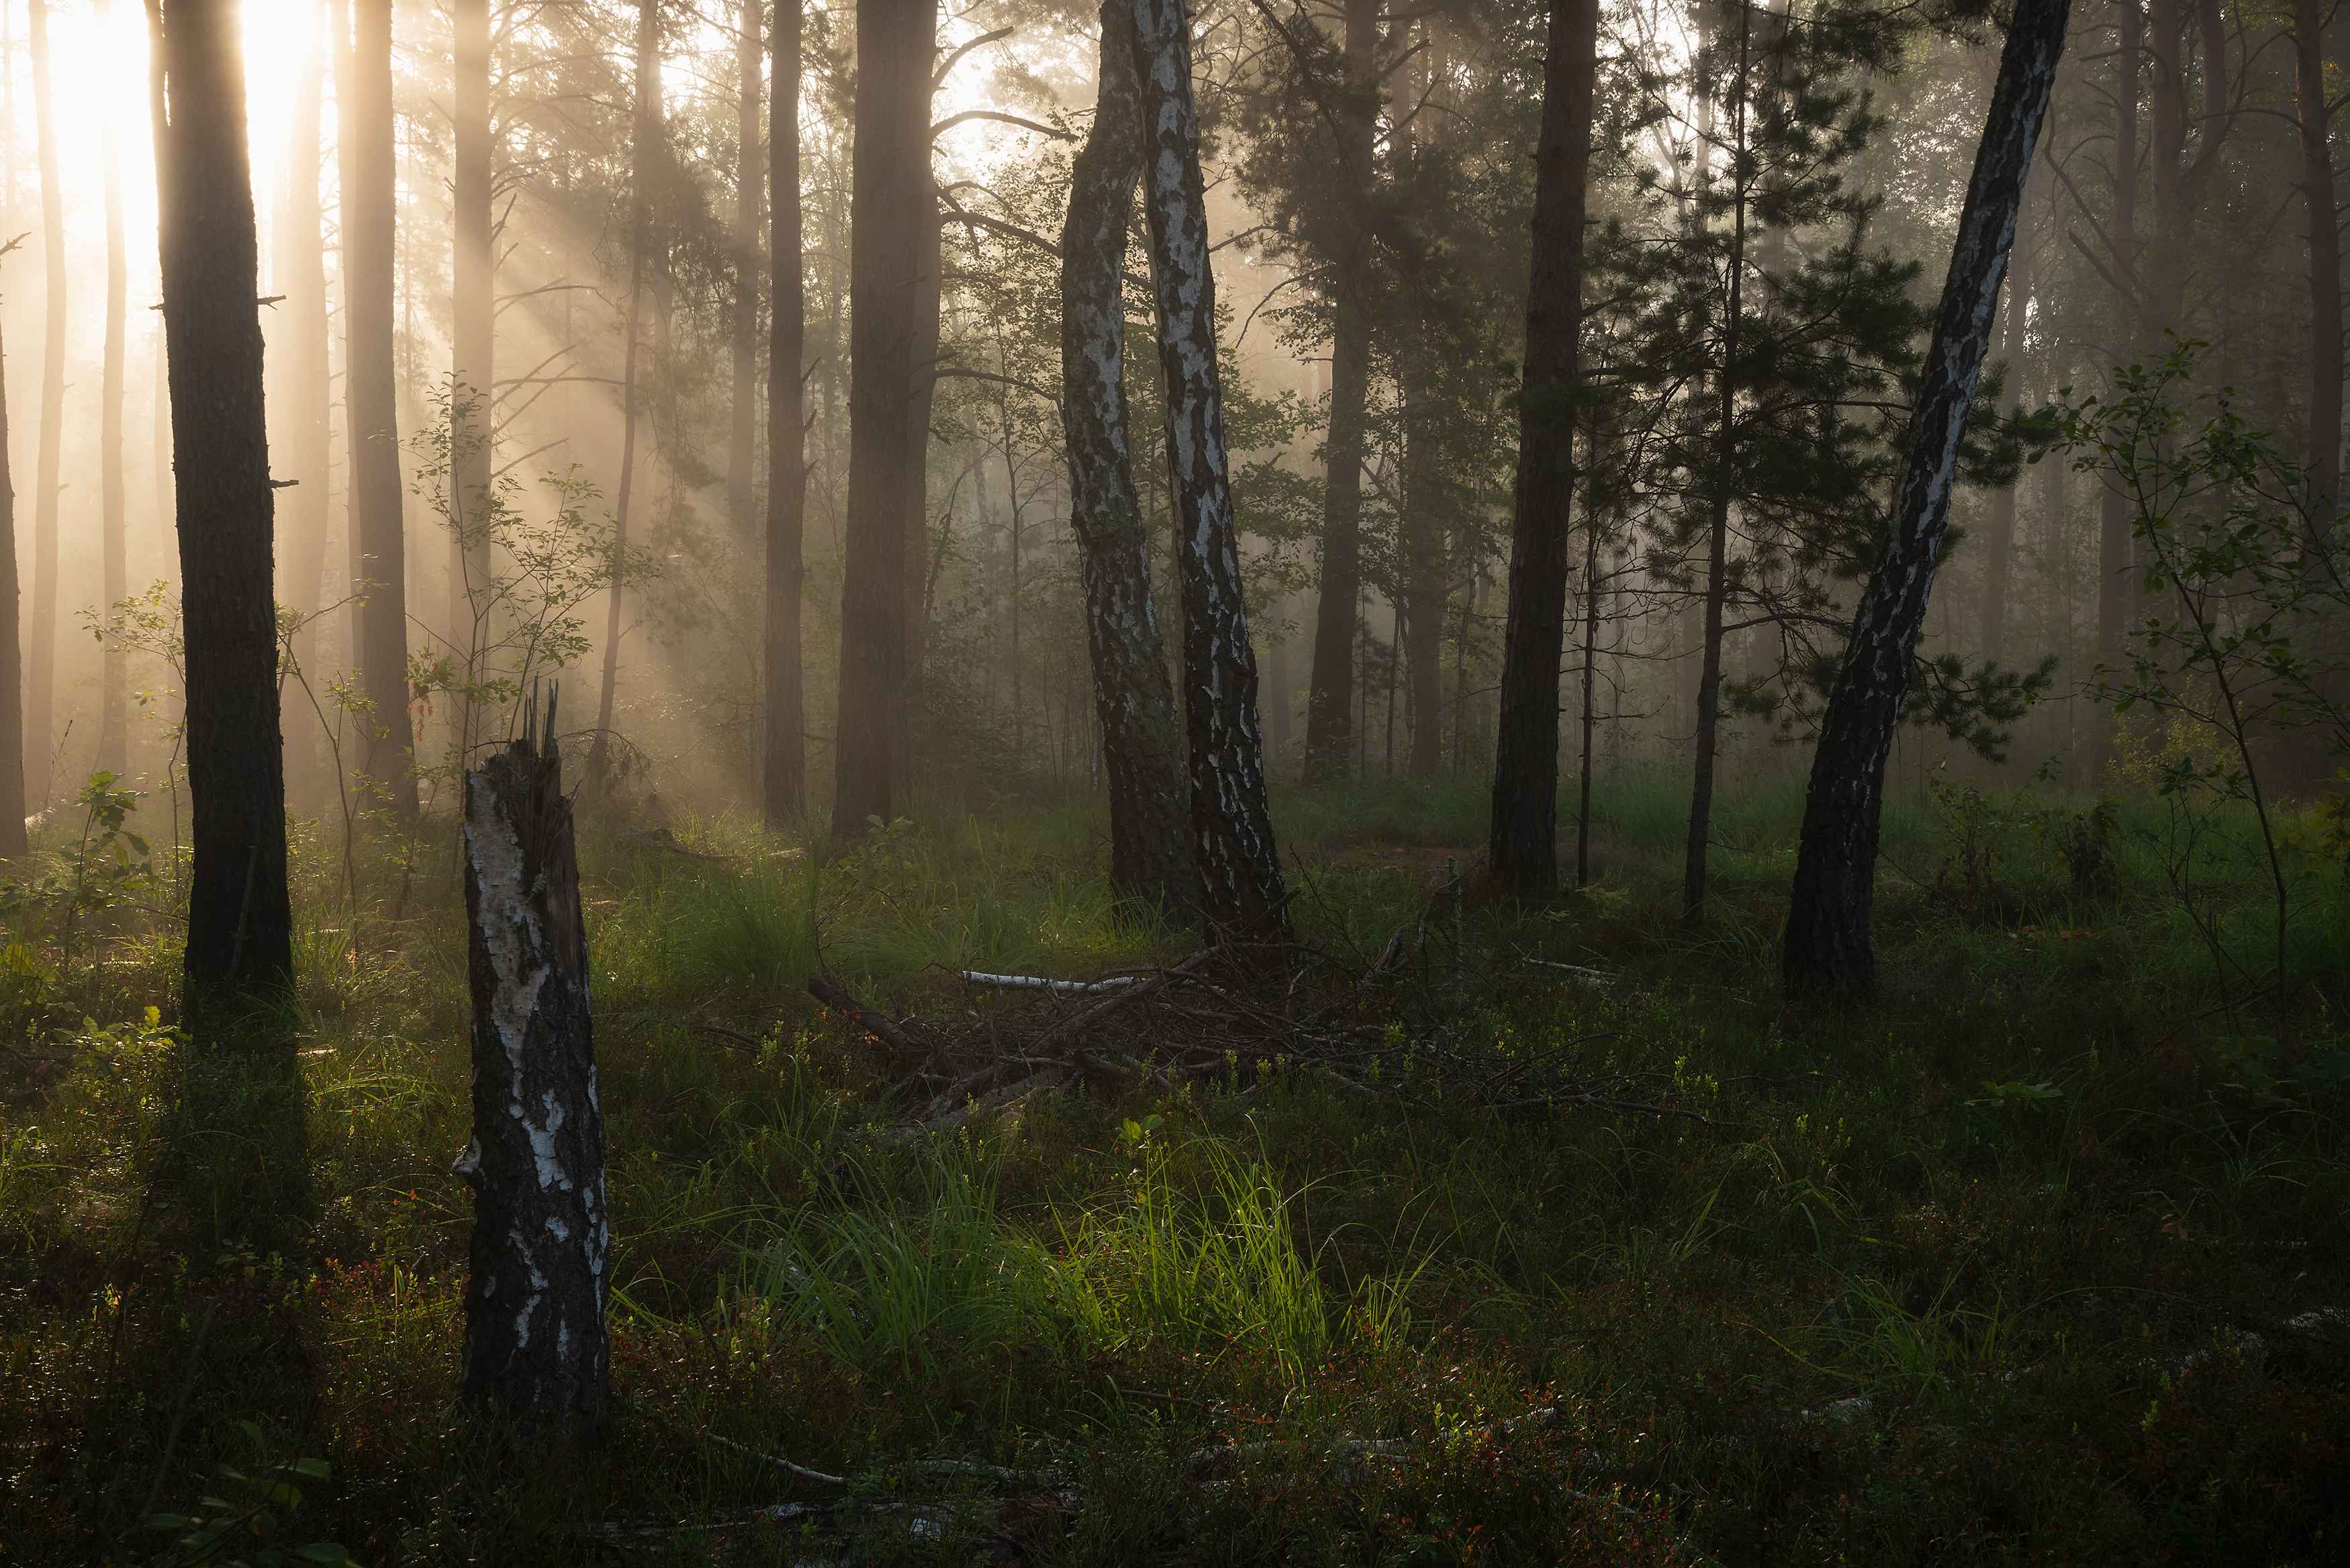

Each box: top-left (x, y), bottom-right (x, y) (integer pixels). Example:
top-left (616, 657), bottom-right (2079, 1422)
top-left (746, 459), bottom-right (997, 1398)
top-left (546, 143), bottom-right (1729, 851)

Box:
top-left (0, 0), bottom-right (2345, 1558)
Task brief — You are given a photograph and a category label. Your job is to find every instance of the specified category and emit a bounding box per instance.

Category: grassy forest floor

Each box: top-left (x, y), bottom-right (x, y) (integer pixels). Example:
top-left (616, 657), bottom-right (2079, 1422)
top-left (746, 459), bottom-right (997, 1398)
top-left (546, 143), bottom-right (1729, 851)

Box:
top-left (1, 765), bottom-right (2347, 1565)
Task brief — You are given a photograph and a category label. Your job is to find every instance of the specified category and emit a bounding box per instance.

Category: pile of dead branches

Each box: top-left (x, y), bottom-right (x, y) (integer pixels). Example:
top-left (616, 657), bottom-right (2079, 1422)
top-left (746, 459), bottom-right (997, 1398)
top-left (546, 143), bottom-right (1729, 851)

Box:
top-left (745, 912), bottom-right (1722, 1145)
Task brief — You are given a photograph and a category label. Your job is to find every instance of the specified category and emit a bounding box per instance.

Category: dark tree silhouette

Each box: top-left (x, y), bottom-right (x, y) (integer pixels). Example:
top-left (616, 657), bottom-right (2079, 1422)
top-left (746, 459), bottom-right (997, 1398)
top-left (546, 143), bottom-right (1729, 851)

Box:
top-left (834, 0), bottom-right (932, 839)
top-left (152, 0), bottom-right (293, 997)
top-left (336, 0), bottom-right (420, 817)
top-left (1782, 0), bottom-right (2072, 995)
top-left (765, 0), bottom-right (808, 824)
top-left (1060, 0), bottom-right (1197, 914)
top-left (1488, 0), bottom-right (1599, 892)
top-left (26, 0), bottom-right (62, 803)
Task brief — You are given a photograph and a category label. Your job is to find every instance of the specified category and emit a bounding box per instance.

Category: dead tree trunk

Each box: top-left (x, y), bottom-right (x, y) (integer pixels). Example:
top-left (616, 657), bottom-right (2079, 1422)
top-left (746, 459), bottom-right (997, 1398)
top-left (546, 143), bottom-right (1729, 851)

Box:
top-left (833, 0), bottom-right (931, 838)
top-left (1781, 0), bottom-right (2071, 996)
top-left (729, 0), bottom-right (763, 540)
top-left (453, 693), bottom-right (609, 1446)
top-left (99, 0), bottom-right (129, 781)
top-left (1132, 0), bottom-right (1288, 937)
top-left (765, 0), bottom-right (807, 824)
top-left (153, 0), bottom-right (294, 998)
top-left (1302, 0), bottom-right (1380, 785)
top-left (28, 0), bottom-right (62, 802)
top-left (1488, 0), bottom-right (1598, 891)
top-left (337, 0), bottom-right (420, 818)
top-left (1060, 0), bottom-right (1198, 915)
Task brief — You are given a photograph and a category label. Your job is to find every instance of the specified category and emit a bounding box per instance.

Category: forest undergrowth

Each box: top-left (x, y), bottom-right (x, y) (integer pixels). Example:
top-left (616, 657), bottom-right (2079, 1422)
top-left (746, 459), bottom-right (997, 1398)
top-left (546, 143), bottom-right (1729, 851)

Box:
top-left (0, 767), bottom-right (2345, 1565)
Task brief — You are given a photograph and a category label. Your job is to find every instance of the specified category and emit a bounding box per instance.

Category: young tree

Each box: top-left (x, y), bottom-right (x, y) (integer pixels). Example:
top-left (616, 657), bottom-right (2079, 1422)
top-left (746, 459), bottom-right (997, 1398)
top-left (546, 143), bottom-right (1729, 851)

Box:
top-left (336, 0), bottom-right (421, 818)
top-left (833, 0), bottom-right (932, 838)
top-left (1060, 0), bottom-right (1198, 914)
top-left (1488, 0), bottom-right (1599, 892)
top-left (729, 0), bottom-right (763, 538)
top-left (2098, 0), bottom-right (2141, 666)
top-left (451, 0), bottom-right (494, 696)
top-left (26, 0), bottom-right (62, 801)
top-left (1133, 0), bottom-right (1288, 935)
top-left (1782, 0), bottom-right (2073, 996)
top-left (765, 0), bottom-right (806, 823)
top-left (592, 0), bottom-right (658, 769)
top-left (152, 0), bottom-right (295, 997)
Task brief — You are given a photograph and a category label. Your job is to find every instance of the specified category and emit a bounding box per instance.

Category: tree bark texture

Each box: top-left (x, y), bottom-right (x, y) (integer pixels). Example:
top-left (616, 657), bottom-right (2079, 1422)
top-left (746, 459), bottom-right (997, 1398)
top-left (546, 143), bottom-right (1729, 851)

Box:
top-left (338, 0), bottom-right (420, 817)
top-left (453, 696), bottom-right (610, 1446)
top-left (2098, 0), bottom-right (2140, 664)
top-left (1487, 0), bottom-right (1597, 891)
top-left (592, 0), bottom-right (657, 771)
top-left (271, 17), bottom-right (330, 810)
top-left (1303, 0), bottom-right (1380, 785)
top-left (729, 0), bottom-right (763, 538)
top-left (28, 0), bottom-right (62, 802)
top-left (153, 0), bottom-right (294, 997)
top-left (1132, 0), bottom-right (1288, 936)
top-left (1060, 0), bottom-right (1198, 914)
top-left (100, 0), bottom-right (129, 780)
top-left (765, 0), bottom-right (807, 824)
top-left (1781, 0), bottom-right (2071, 996)
top-left (0, 305), bottom-right (25, 857)
top-left (833, 0), bottom-right (931, 840)
top-left (898, 198), bottom-right (943, 786)
top-left (451, 0), bottom-right (493, 731)
top-left (2292, 0), bottom-right (2341, 527)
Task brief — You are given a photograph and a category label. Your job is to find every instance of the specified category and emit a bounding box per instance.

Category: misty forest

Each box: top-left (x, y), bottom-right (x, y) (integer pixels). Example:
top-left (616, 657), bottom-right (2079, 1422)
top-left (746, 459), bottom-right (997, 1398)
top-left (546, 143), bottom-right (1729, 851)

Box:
top-left (0, 0), bottom-right (2345, 1557)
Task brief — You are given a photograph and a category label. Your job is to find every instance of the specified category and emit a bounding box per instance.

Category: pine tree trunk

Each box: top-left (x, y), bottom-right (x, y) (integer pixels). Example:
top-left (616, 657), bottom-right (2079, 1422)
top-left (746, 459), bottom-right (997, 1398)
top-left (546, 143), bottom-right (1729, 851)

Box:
top-left (1979, 159), bottom-right (2037, 663)
top-left (0, 305), bottom-right (24, 858)
top-left (28, 0), bottom-right (63, 805)
top-left (272, 17), bottom-right (330, 812)
top-left (451, 0), bottom-right (493, 758)
top-left (764, 0), bottom-right (807, 824)
top-left (2099, 0), bottom-right (2140, 666)
top-left (152, 0), bottom-right (294, 998)
top-left (833, 0), bottom-right (931, 839)
top-left (1303, 0), bottom-right (1380, 785)
top-left (592, 0), bottom-right (657, 773)
top-left (899, 199), bottom-right (942, 785)
top-left (1060, 0), bottom-right (1198, 914)
top-left (1487, 0), bottom-right (1597, 891)
top-left (1782, 0), bottom-right (2071, 996)
top-left (453, 696), bottom-right (609, 1447)
top-left (2293, 0), bottom-right (2341, 526)
top-left (2147, 0), bottom-right (2184, 326)
top-left (99, 0), bottom-right (129, 781)
top-left (728, 0), bottom-right (763, 540)
top-left (337, 0), bottom-right (420, 818)
top-left (1132, 0), bottom-right (1288, 936)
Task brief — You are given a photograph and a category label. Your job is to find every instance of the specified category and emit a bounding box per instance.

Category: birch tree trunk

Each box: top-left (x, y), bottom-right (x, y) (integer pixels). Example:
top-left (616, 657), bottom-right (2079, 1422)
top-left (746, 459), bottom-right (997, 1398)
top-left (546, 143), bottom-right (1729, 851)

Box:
top-left (1132, 0), bottom-right (1288, 936)
top-left (27, 0), bottom-right (62, 803)
top-left (337, 0), bottom-right (420, 818)
top-left (99, 0), bottom-right (129, 781)
top-left (765, 0), bottom-right (808, 824)
top-left (1781, 0), bottom-right (2071, 996)
top-left (453, 695), bottom-right (609, 1446)
top-left (153, 0), bottom-right (294, 998)
top-left (833, 0), bottom-right (931, 839)
top-left (1488, 0), bottom-right (1598, 891)
top-left (728, 0), bottom-right (762, 538)
top-left (1060, 0), bottom-right (1198, 915)
top-left (1303, 0), bottom-right (1380, 785)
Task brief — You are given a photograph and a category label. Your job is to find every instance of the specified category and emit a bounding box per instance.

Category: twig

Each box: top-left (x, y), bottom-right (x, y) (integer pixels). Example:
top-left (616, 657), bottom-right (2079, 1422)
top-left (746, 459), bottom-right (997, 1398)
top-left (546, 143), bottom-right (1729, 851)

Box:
top-left (688, 1023), bottom-right (763, 1052)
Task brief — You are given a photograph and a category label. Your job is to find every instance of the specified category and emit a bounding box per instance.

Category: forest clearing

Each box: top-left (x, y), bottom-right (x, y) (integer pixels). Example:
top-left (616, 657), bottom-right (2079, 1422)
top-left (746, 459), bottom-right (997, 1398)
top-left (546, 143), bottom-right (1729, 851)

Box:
top-left (0, 0), bottom-right (2343, 1557)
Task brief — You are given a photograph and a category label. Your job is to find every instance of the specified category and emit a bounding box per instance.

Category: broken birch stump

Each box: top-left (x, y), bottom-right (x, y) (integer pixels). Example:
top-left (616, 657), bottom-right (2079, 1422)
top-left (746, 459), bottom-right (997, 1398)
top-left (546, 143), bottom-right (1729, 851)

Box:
top-left (452, 691), bottom-right (610, 1445)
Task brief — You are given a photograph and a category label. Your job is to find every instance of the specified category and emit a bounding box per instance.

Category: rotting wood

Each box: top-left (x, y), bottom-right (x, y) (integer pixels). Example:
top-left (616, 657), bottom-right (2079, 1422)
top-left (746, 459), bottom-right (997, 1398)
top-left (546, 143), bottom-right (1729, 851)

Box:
top-left (453, 689), bottom-right (610, 1446)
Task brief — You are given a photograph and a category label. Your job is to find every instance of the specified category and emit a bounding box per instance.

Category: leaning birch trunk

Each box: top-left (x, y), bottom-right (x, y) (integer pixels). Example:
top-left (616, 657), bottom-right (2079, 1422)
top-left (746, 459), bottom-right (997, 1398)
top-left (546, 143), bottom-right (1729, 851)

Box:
top-left (1060, 0), bottom-right (1198, 917)
top-left (1781, 0), bottom-right (2072, 996)
top-left (1131, 0), bottom-right (1288, 938)
top-left (453, 694), bottom-right (610, 1444)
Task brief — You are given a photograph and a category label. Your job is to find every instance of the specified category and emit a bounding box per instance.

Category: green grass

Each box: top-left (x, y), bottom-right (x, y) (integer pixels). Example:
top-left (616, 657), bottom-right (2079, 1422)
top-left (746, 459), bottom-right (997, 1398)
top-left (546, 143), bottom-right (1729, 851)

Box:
top-left (0, 770), bottom-right (2344, 1563)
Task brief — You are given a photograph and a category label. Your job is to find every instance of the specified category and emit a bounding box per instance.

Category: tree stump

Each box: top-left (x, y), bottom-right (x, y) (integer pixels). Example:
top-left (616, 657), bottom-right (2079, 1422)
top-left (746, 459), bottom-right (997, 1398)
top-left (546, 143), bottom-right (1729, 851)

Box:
top-left (452, 693), bottom-right (609, 1445)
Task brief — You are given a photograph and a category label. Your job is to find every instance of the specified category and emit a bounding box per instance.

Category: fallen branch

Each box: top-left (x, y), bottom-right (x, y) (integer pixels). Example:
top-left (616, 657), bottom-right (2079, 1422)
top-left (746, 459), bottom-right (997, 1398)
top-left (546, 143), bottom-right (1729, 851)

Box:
top-left (808, 974), bottom-right (930, 1072)
top-left (955, 969), bottom-right (1141, 995)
